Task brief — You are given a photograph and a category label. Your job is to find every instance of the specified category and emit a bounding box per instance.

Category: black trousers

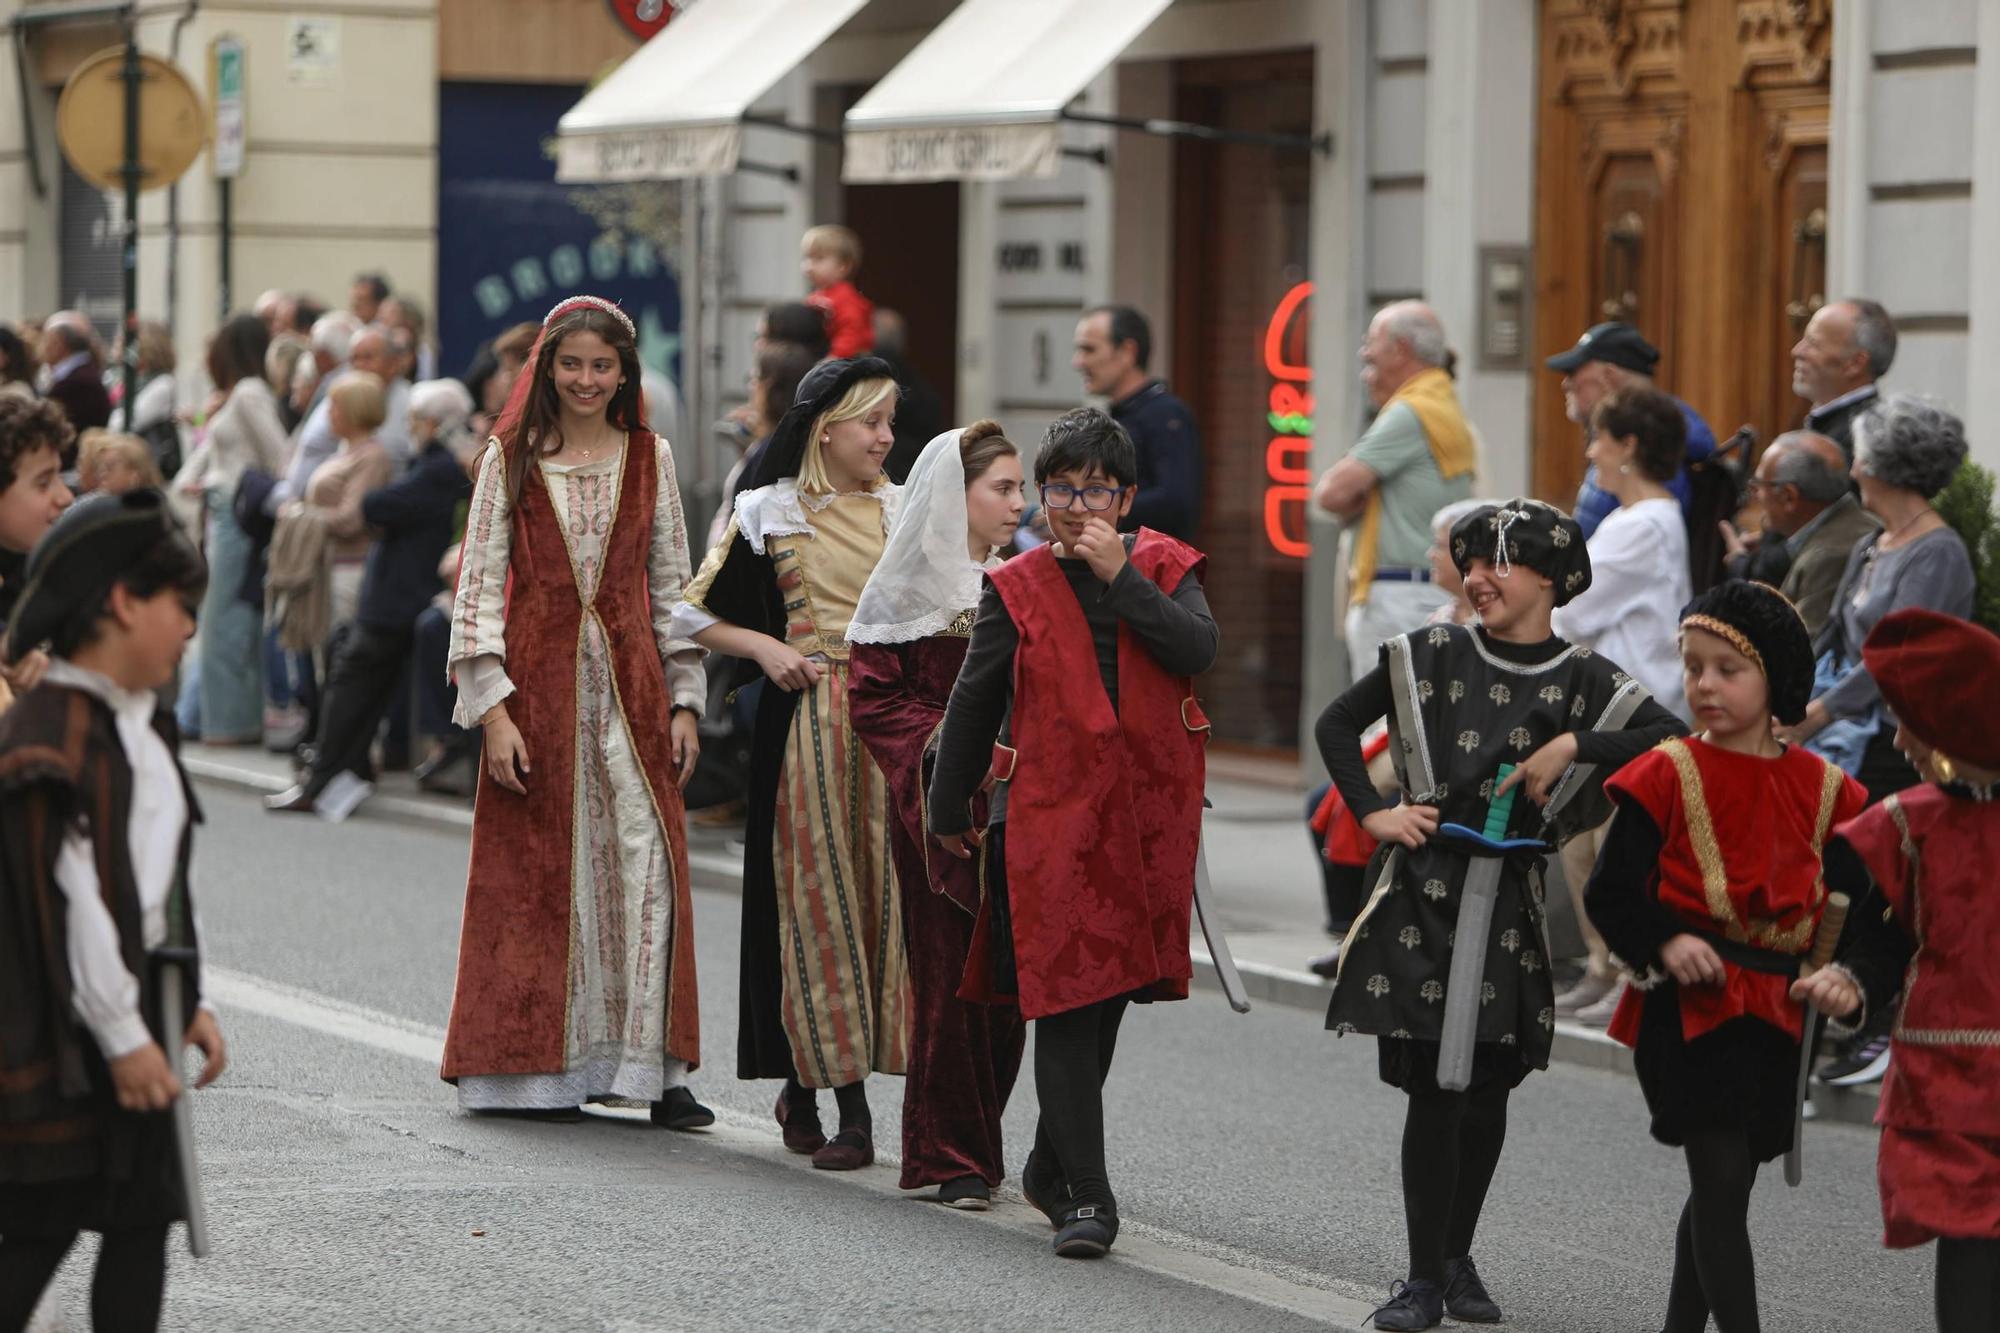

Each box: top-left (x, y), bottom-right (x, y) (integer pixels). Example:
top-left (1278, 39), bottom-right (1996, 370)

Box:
top-left (0, 1225), bottom-right (168, 1332)
top-left (303, 622), bottom-right (414, 800)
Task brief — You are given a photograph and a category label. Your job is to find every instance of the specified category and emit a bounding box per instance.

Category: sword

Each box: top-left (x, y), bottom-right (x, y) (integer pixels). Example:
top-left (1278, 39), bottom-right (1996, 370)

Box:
top-left (156, 948), bottom-right (211, 1256)
top-left (1437, 764), bottom-right (1547, 1092)
top-left (1193, 835), bottom-right (1251, 1014)
top-left (1784, 891), bottom-right (1850, 1188)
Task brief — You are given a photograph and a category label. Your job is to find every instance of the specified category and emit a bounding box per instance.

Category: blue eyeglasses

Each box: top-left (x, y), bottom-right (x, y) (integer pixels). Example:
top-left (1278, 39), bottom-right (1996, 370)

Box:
top-left (1039, 483), bottom-right (1127, 512)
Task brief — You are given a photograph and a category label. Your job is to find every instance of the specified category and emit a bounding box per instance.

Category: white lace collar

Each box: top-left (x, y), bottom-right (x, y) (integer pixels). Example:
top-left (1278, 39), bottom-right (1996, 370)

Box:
top-left (734, 477), bottom-right (901, 554)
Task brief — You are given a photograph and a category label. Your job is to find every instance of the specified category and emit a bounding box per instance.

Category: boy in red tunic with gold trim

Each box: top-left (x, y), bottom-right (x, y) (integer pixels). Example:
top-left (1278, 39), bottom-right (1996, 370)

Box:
top-left (927, 407), bottom-right (1217, 1261)
top-left (1807, 608), bottom-right (2000, 1333)
top-left (1586, 580), bottom-right (1866, 1333)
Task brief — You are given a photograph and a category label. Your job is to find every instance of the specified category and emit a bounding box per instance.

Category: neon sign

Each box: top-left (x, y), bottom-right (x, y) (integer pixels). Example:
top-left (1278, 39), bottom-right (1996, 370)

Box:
top-left (1263, 281), bottom-right (1313, 558)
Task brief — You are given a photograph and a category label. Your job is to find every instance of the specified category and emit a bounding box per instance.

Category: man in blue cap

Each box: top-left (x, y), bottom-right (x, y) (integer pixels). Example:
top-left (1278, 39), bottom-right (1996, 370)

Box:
top-left (1547, 321), bottom-right (1716, 538)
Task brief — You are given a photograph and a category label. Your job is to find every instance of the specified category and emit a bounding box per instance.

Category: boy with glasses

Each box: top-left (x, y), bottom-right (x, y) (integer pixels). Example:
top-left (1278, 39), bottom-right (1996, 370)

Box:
top-left (928, 407), bottom-right (1218, 1259)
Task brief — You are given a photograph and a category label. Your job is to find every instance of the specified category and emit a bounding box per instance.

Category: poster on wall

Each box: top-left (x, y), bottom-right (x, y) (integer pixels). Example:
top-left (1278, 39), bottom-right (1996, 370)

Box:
top-left (285, 17), bottom-right (339, 86)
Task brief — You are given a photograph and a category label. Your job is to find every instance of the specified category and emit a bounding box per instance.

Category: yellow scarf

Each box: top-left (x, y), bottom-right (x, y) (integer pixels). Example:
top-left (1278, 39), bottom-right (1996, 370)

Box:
top-left (1350, 367), bottom-right (1477, 606)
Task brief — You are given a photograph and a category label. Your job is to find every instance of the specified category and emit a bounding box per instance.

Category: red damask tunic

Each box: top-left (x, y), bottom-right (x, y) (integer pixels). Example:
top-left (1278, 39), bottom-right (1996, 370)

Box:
top-left (1836, 785), bottom-right (2000, 1246)
top-left (960, 533), bottom-right (1210, 1020)
top-left (1604, 737), bottom-right (1865, 1047)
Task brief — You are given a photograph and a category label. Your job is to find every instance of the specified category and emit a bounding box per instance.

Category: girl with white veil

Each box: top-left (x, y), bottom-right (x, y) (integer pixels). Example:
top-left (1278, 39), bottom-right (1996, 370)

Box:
top-left (849, 421), bottom-right (1029, 1209)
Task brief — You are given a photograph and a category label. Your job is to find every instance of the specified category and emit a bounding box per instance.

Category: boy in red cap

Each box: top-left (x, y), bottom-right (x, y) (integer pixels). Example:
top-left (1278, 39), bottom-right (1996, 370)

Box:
top-left (1801, 607), bottom-right (2000, 1333)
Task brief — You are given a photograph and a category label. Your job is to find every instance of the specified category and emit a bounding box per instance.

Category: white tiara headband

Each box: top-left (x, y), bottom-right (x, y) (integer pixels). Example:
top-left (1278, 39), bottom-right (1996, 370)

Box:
top-left (542, 295), bottom-right (636, 339)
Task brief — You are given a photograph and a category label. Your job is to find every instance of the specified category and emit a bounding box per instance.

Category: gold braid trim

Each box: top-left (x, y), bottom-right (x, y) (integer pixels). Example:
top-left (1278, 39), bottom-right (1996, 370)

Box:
top-left (1659, 738), bottom-right (1746, 943)
top-left (1750, 757), bottom-right (1847, 952)
top-left (1680, 615), bottom-right (1764, 674)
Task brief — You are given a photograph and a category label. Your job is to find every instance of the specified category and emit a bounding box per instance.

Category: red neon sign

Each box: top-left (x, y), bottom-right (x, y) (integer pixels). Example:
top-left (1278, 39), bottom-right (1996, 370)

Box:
top-left (1263, 281), bottom-right (1313, 558)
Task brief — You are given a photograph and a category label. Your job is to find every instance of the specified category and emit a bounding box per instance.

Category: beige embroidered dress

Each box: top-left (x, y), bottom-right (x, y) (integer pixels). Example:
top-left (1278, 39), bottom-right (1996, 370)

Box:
top-left (447, 438), bottom-right (705, 1109)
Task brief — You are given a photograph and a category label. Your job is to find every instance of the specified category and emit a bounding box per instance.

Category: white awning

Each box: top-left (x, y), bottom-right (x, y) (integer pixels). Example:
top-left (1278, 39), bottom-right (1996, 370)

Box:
top-left (842, 0), bottom-right (1174, 183)
top-left (557, 0), bottom-right (869, 183)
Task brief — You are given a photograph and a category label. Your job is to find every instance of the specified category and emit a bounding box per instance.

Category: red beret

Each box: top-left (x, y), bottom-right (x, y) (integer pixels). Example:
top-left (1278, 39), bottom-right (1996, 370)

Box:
top-left (1862, 608), bottom-right (2000, 769)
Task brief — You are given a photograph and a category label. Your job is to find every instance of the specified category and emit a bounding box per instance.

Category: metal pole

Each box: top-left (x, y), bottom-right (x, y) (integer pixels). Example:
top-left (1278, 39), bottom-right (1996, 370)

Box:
top-left (218, 178), bottom-right (232, 320)
top-left (120, 22), bottom-right (142, 412)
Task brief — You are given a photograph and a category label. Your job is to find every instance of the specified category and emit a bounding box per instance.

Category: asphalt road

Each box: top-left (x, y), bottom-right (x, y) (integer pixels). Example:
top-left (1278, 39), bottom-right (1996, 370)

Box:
top-left (31, 787), bottom-right (1929, 1332)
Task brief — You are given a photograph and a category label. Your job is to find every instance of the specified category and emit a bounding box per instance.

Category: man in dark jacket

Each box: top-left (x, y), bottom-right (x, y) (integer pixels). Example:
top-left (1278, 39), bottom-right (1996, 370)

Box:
top-left (264, 431), bottom-right (471, 814)
top-left (1792, 297), bottom-right (1894, 461)
top-left (39, 314), bottom-right (111, 456)
top-left (1073, 305), bottom-right (1202, 542)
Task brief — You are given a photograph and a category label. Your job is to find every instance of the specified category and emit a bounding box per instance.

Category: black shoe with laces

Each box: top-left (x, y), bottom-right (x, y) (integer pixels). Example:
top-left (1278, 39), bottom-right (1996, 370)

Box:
top-left (1369, 1278), bottom-right (1443, 1331)
top-left (1443, 1256), bottom-right (1502, 1323)
top-left (1052, 1203), bottom-right (1118, 1259)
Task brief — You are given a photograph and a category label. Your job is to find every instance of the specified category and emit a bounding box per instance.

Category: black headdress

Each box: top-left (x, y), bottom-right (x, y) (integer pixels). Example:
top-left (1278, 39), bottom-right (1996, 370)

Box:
top-left (1678, 580), bottom-right (1815, 725)
top-left (1448, 498), bottom-right (1592, 607)
top-left (747, 355), bottom-right (897, 491)
top-left (4, 489), bottom-right (189, 664)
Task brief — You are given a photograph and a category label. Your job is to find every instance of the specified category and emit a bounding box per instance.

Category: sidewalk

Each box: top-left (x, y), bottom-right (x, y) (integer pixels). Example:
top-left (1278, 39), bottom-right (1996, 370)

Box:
top-left (183, 744), bottom-right (1882, 1129)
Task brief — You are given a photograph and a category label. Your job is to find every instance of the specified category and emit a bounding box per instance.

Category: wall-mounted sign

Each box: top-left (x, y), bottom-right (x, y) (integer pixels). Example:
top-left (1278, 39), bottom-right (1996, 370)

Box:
top-left (211, 35), bottom-right (246, 179)
top-left (1263, 281), bottom-right (1313, 559)
top-left (844, 122), bottom-right (1062, 184)
top-left (285, 16), bottom-right (339, 86)
top-left (605, 0), bottom-right (680, 42)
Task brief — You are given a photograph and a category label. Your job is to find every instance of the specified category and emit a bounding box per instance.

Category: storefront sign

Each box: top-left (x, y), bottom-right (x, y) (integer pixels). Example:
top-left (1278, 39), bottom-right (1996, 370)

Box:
top-left (844, 122), bottom-right (1060, 183)
top-left (1263, 281), bottom-right (1313, 559)
top-left (556, 123), bottom-right (740, 182)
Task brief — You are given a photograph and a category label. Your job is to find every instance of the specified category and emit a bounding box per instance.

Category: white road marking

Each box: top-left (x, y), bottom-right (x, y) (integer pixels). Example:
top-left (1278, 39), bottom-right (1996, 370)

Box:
top-left (206, 966), bottom-right (1383, 1330)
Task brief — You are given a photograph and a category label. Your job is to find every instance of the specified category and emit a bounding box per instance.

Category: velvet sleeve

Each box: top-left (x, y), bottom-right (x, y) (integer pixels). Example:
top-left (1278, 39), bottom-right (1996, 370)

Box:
top-left (1571, 693), bottom-right (1687, 769)
top-left (1582, 798), bottom-right (1686, 971)
top-left (672, 519), bottom-right (782, 642)
top-left (1824, 835), bottom-right (1916, 1027)
top-left (1315, 663), bottom-right (1394, 822)
top-left (850, 642), bottom-right (944, 859)
top-left (927, 585), bottom-right (1017, 835)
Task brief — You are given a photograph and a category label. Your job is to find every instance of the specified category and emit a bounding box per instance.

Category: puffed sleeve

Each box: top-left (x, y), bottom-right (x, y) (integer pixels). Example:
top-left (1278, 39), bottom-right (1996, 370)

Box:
top-left (649, 437), bottom-right (706, 715)
top-left (448, 443), bottom-right (515, 728)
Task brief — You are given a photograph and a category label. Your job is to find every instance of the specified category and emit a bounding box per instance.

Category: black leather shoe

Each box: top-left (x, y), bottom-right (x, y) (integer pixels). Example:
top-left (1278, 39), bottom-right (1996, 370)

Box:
top-left (1369, 1278), bottom-right (1443, 1331)
top-left (650, 1087), bottom-right (715, 1131)
top-left (936, 1175), bottom-right (991, 1210)
top-left (1444, 1255), bottom-right (1501, 1322)
top-left (475, 1105), bottom-right (583, 1123)
top-left (264, 784), bottom-right (317, 814)
top-left (1020, 1148), bottom-right (1067, 1229)
top-left (1052, 1203), bottom-right (1117, 1259)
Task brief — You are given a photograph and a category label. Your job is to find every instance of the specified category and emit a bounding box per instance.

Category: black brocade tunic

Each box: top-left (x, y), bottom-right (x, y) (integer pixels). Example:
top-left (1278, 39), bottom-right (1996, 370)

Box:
top-left (1320, 623), bottom-right (1679, 1090)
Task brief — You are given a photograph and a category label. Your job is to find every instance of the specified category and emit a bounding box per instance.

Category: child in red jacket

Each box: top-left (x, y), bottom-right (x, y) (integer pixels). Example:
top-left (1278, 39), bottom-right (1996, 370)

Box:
top-left (801, 224), bottom-right (875, 359)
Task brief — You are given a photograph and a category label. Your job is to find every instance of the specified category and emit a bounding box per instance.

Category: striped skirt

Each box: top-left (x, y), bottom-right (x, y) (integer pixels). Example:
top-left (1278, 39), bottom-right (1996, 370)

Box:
top-left (773, 660), bottom-right (909, 1086)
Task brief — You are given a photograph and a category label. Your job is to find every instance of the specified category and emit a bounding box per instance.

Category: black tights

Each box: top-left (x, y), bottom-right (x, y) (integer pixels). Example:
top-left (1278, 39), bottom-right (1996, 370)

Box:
top-left (1663, 1130), bottom-right (1762, 1333)
top-left (1031, 997), bottom-right (1130, 1214)
top-left (1935, 1237), bottom-right (2000, 1333)
top-left (0, 1226), bottom-right (169, 1333)
top-left (1399, 1081), bottom-right (1511, 1284)
top-left (783, 1075), bottom-right (872, 1134)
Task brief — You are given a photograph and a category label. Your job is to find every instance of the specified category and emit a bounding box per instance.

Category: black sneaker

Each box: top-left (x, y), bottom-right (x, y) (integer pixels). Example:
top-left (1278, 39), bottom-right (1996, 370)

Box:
top-left (937, 1176), bottom-right (991, 1210)
top-left (1021, 1148), bottom-right (1067, 1229)
top-left (1369, 1278), bottom-right (1443, 1331)
top-left (1052, 1204), bottom-right (1117, 1259)
top-left (1818, 1001), bottom-right (1895, 1086)
top-left (650, 1087), bottom-right (715, 1131)
top-left (1443, 1256), bottom-right (1502, 1323)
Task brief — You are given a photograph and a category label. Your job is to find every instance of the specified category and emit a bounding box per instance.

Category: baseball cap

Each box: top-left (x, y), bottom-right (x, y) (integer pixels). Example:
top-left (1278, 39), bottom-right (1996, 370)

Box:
top-left (1545, 322), bottom-right (1660, 375)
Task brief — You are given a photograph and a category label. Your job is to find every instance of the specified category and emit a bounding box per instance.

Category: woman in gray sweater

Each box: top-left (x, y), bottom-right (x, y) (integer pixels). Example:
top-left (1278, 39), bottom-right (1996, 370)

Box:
top-left (1777, 393), bottom-right (1974, 800)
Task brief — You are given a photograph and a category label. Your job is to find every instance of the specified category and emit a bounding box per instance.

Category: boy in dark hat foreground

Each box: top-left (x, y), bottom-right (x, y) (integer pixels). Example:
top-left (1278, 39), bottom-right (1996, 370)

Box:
top-left (1808, 608), bottom-right (2000, 1333)
top-left (0, 489), bottom-right (226, 1332)
top-left (1317, 498), bottom-right (1685, 1329)
top-left (1586, 580), bottom-right (1866, 1333)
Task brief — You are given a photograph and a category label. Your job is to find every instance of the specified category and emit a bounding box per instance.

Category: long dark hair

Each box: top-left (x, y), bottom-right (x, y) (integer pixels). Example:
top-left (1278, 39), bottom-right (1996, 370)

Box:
top-left (499, 305), bottom-right (646, 505)
top-left (206, 314), bottom-right (270, 392)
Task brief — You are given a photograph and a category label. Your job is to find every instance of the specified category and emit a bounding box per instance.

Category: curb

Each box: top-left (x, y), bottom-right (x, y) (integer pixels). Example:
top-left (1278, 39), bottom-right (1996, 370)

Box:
top-left (188, 756), bottom-right (1881, 1130)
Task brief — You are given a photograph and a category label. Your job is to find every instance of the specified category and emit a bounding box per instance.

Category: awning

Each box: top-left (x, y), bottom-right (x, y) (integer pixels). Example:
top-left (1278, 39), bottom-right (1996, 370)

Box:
top-left (556, 0), bottom-right (868, 183)
top-left (841, 0), bottom-right (1175, 183)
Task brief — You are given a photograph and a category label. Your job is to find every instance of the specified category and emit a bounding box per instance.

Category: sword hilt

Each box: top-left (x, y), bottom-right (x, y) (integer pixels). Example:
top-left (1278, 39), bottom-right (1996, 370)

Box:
top-left (1801, 892), bottom-right (1849, 980)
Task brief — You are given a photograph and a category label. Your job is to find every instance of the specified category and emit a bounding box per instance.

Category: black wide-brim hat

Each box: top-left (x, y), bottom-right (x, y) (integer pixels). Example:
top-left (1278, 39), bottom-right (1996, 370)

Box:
top-left (1678, 580), bottom-right (1814, 725)
top-left (4, 488), bottom-right (189, 664)
top-left (747, 355), bottom-right (897, 491)
top-left (1449, 498), bottom-right (1592, 606)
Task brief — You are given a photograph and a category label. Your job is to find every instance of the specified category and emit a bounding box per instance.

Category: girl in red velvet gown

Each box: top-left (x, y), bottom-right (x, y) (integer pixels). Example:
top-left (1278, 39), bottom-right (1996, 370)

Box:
top-left (848, 421), bottom-right (1029, 1210)
top-left (1806, 608), bottom-right (2000, 1333)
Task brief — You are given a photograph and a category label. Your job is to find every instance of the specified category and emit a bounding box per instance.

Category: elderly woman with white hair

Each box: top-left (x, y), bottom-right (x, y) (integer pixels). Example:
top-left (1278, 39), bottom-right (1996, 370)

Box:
top-left (1778, 393), bottom-right (1975, 801)
top-left (265, 379), bottom-right (479, 815)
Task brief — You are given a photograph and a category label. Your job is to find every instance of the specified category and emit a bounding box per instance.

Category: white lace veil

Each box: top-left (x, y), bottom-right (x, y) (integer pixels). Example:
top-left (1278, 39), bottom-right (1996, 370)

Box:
top-left (848, 429), bottom-right (993, 644)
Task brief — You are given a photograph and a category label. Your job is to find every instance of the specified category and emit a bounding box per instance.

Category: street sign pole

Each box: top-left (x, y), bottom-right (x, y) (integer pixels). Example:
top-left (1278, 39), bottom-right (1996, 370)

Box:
top-left (212, 36), bottom-right (246, 321)
top-left (120, 22), bottom-right (142, 412)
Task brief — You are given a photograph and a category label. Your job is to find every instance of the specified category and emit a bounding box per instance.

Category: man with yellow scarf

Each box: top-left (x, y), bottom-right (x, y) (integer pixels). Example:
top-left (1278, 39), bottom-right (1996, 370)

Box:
top-left (1314, 302), bottom-right (1478, 683)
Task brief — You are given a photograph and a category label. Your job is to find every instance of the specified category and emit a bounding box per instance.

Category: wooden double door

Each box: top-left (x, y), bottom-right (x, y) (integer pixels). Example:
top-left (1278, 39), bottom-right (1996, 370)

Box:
top-left (1532, 0), bottom-right (1833, 503)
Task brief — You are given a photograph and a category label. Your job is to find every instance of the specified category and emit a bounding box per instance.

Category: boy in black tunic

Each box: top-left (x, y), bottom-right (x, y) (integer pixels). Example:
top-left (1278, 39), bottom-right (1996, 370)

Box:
top-left (1316, 499), bottom-right (1684, 1330)
top-left (0, 490), bottom-right (225, 1332)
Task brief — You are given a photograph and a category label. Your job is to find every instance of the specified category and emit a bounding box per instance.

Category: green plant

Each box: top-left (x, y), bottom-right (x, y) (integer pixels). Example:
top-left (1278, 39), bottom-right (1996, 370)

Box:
top-left (1934, 460), bottom-right (2000, 632)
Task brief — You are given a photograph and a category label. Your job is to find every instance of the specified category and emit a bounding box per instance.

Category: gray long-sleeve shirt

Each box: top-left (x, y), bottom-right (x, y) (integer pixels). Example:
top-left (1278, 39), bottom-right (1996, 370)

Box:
top-left (927, 539), bottom-right (1219, 835)
top-left (1814, 525), bottom-right (1975, 722)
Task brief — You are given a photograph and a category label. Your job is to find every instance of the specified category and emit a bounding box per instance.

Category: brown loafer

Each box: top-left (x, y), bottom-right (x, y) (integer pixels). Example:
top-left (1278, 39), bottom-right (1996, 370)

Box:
top-left (775, 1090), bottom-right (826, 1154)
top-left (811, 1127), bottom-right (873, 1171)
top-left (264, 784), bottom-right (318, 814)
